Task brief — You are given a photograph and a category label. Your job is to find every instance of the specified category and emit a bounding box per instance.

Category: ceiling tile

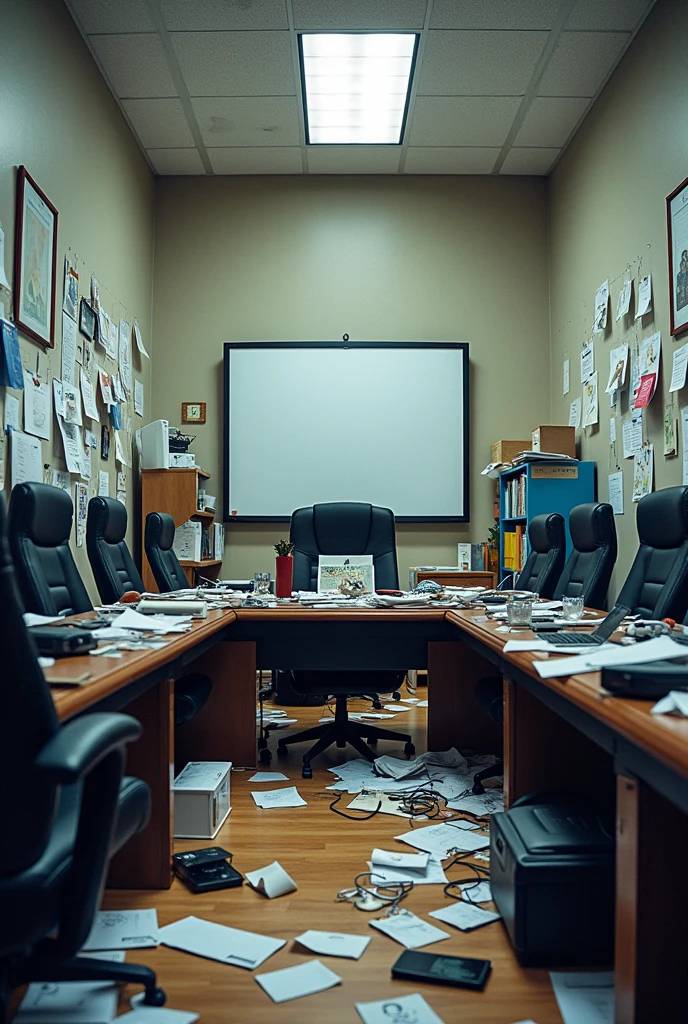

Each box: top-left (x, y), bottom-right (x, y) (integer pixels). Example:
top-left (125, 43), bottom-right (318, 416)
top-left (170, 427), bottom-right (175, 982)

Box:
top-left (293, 0), bottom-right (426, 31)
top-left (500, 147), bottom-right (560, 174)
top-left (567, 0), bottom-right (654, 31)
top-left (409, 96), bottom-right (521, 146)
top-left (192, 97), bottom-right (300, 147)
top-left (404, 148), bottom-right (501, 173)
top-left (65, 0), bottom-right (154, 33)
top-left (538, 31), bottom-right (629, 97)
top-left (307, 147), bottom-right (401, 173)
top-left (121, 98), bottom-right (195, 147)
top-left (431, 0), bottom-right (560, 30)
top-left (515, 96), bottom-right (590, 147)
top-left (171, 31), bottom-right (294, 96)
top-left (159, 0), bottom-right (289, 31)
top-left (419, 30), bottom-right (548, 96)
top-left (208, 148), bottom-right (303, 173)
top-left (147, 148), bottom-right (207, 174)
top-left (90, 34), bottom-right (177, 98)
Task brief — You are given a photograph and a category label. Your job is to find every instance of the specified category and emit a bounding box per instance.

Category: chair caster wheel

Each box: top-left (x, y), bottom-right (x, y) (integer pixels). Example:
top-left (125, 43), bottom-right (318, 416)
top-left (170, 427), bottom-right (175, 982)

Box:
top-left (472, 780), bottom-right (485, 795)
top-left (404, 742), bottom-right (415, 757)
top-left (277, 743), bottom-right (287, 757)
top-left (142, 987), bottom-right (166, 1007)
top-left (372, 700), bottom-right (382, 710)
top-left (302, 764), bottom-right (313, 779)
top-left (392, 691), bottom-right (401, 701)
top-left (259, 748), bottom-right (272, 764)
top-left (258, 737), bottom-right (268, 750)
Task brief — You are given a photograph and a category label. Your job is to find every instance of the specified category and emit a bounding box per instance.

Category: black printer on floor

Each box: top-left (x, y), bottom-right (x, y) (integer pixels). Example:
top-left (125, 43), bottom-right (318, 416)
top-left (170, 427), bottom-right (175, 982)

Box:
top-left (490, 796), bottom-right (615, 966)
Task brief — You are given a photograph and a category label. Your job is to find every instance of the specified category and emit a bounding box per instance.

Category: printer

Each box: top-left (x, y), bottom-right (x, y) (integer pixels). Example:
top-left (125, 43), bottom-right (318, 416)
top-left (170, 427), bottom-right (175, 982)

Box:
top-left (490, 797), bottom-right (615, 965)
top-left (139, 418), bottom-right (170, 469)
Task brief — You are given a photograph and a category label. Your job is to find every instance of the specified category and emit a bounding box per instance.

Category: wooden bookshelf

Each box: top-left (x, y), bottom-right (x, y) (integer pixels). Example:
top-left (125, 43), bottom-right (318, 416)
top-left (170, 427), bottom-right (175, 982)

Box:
top-left (141, 468), bottom-right (223, 591)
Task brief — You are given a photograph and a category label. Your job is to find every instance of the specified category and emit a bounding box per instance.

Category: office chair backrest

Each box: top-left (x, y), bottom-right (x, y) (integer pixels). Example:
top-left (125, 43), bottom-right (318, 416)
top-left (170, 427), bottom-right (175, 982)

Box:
top-left (87, 496), bottom-right (144, 603)
top-left (617, 485), bottom-right (688, 619)
top-left (553, 502), bottom-right (617, 609)
top-left (515, 512), bottom-right (566, 598)
top-left (290, 502), bottom-right (399, 592)
top-left (0, 496), bottom-right (60, 878)
top-left (144, 512), bottom-right (187, 592)
top-left (8, 482), bottom-right (93, 616)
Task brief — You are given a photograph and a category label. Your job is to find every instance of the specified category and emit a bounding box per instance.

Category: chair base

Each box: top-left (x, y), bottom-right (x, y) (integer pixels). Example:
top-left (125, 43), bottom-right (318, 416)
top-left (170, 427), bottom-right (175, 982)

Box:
top-left (1, 954), bottom-right (165, 1024)
top-left (276, 695), bottom-right (414, 776)
top-left (472, 760), bottom-right (504, 794)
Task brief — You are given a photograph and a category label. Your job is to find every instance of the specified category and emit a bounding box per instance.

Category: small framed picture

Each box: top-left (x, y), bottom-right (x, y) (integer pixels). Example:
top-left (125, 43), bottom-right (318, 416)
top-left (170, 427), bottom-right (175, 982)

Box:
top-left (14, 166), bottom-right (59, 348)
top-left (79, 297), bottom-right (96, 340)
top-left (101, 424), bottom-right (110, 460)
top-left (182, 402), bottom-right (206, 424)
top-left (667, 176), bottom-right (688, 337)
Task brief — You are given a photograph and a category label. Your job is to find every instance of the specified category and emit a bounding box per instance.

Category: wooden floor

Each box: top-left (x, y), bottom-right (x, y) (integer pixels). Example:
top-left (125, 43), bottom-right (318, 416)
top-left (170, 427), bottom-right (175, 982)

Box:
top-left (102, 687), bottom-right (565, 1024)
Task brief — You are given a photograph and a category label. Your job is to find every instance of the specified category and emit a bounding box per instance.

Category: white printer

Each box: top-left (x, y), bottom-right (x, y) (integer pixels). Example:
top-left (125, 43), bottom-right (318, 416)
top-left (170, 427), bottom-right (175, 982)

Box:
top-left (139, 418), bottom-right (170, 469)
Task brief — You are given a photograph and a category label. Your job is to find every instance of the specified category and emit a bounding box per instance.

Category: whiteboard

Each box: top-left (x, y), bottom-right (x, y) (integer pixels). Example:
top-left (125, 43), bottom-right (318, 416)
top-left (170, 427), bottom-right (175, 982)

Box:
top-left (222, 342), bottom-right (469, 521)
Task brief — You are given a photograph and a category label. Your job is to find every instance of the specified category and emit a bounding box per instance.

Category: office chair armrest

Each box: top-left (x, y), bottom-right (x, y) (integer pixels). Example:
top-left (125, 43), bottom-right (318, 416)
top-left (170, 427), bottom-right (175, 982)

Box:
top-left (36, 713), bottom-right (143, 784)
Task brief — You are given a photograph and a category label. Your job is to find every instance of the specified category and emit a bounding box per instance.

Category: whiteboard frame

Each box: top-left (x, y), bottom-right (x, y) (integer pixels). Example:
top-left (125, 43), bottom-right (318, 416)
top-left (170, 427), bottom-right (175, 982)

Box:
top-left (222, 341), bottom-right (470, 523)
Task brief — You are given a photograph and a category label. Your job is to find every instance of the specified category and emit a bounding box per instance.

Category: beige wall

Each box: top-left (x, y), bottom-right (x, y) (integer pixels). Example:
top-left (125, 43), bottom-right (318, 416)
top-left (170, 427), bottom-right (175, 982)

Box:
top-left (548, 0), bottom-right (687, 603)
top-left (0, 0), bottom-right (155, 601)
top-left (152, 176), bottom-right (550, 584)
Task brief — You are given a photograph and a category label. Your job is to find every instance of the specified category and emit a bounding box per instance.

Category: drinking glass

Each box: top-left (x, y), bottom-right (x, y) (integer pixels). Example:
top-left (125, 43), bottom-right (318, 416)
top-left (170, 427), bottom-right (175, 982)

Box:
top-left (252, 572), bottom-right (272, 597)
top-left (506, 594), bottom-right (533, 626)
top-left (562, 595), bottom-right (584, 621)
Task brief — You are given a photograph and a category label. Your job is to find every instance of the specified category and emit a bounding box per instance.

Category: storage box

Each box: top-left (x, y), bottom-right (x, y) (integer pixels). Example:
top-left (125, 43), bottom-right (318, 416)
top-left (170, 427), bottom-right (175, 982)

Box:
top-left (173, 761), bottom-right (232, 839)
top-left (531, 425), bottom-right (576, 457)
top-left (491, 440), bottom-right (531, 464)
top-left (170, 452), bottom-right (195, 468)
top-left (490, 801), bottom-right (614, 966)
top-left (173, 520), bottom-right (202, 562)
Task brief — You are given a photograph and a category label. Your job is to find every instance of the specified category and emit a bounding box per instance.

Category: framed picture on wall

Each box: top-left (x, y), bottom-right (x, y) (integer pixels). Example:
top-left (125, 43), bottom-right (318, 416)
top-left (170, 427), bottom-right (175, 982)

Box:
top-left (14, 166), bottom-right (59, 348)
top-left (667, 175), bottom-right (688, 337)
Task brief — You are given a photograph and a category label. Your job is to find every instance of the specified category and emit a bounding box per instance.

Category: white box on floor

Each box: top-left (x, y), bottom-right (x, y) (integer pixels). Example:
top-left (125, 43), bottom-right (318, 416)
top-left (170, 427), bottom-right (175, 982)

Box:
top-left (173, 761), bottom-right (232, 839)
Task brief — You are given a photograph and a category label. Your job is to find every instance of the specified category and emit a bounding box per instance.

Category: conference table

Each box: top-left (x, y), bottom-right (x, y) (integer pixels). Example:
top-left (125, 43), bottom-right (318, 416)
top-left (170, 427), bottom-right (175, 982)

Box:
top-left (49, 602), bottom-right (688, 1024)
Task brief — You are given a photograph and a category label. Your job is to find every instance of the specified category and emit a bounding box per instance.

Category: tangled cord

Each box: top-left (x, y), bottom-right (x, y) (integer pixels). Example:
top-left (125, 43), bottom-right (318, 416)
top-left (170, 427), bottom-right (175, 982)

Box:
top-left (442, 851), bottom-right (491, 901)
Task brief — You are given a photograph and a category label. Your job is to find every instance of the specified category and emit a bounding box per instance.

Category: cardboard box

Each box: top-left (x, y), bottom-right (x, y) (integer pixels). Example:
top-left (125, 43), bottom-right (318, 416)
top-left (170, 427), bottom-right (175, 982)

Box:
top-left (173, 761), bottom-right (232, 839)
top-left (531, 425), bottom-right (576, 458)
top-left (491, 440), bottom-right (531, 464)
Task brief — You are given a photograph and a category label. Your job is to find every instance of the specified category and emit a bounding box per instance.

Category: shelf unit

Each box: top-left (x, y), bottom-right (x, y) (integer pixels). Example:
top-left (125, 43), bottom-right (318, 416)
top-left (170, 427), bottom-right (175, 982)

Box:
top-left (498, 461), bottom-right (595, 586)
top-left (141, 467), bottom-right (223, 592)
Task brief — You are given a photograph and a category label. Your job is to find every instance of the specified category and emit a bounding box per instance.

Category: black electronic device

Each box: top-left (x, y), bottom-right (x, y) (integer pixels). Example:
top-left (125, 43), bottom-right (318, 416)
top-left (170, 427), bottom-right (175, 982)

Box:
top-left (601, 660), bottom-right (688, 699)
top-left (536, 603), bottom-right (629, 647)
top-left (531, 621), bottom-right (564, 631)
top-left (171, 846), bottom-right (243, 894)
top-left (391, 950), bottom-right (491, 991)
top-left (28, 626), bottom-right (98, 657)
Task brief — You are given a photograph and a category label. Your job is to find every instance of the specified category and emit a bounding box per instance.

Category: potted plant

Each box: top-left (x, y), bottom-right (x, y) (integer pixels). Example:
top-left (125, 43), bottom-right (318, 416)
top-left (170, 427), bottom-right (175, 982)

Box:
top-left (274, 539), bottom-right (294, 598)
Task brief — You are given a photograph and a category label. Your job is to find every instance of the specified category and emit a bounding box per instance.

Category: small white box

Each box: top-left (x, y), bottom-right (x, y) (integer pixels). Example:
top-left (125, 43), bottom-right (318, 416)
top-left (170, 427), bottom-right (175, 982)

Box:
top-left (173, 761), bottom-right (232, 839)
top-left (170, 452), bottom-right (195, 468)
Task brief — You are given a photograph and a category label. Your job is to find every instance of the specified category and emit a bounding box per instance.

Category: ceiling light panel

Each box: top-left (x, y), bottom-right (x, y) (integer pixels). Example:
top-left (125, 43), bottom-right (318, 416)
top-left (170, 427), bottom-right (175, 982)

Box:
top-left (301, 33), bottom-right (417, 145)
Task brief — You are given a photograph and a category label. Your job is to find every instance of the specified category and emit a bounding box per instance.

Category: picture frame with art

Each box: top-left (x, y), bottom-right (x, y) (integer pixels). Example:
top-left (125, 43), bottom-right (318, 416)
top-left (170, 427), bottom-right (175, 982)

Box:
top-left (79, 297), bottom-right (96, 340)
top-left (667, 175), bottom-right (688, 337)
top-left (14, 166), bottom-right (59, 348)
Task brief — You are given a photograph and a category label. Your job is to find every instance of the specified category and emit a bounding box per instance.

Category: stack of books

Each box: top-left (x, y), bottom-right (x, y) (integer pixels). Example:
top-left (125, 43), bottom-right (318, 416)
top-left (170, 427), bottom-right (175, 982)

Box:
top-left (511, 451), bottom-right (578, 465)
top-left (503, 526), bottom-right (527, 572)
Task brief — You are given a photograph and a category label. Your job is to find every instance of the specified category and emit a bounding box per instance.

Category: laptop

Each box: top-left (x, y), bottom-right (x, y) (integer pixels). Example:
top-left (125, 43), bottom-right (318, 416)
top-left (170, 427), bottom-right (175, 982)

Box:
top-left (536, 603), bottom-right (630, 647)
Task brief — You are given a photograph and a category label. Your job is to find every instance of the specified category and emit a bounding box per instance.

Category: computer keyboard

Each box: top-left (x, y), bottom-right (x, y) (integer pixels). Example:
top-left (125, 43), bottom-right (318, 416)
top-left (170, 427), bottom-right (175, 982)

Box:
top-left (537, 632), bottom-right (603, 646)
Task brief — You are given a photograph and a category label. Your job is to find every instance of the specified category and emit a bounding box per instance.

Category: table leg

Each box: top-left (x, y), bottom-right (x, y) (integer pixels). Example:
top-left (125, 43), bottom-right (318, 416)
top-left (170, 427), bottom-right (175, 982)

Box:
top-left (615, 775), bottom-right (688, 1024)
top-left (503, 678), bottom-right (614, 806)
top-left (108, 677), bottom-right (174, 890)
top-left (174, 641), bottom-right (257, 769)
top-left (427, 641), bottom-right (501, 751)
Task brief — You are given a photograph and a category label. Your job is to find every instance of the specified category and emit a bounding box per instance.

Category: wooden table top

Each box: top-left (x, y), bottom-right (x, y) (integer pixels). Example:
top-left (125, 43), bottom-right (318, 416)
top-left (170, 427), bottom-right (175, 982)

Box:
top-left (47, 601), bottom-right (688, 783)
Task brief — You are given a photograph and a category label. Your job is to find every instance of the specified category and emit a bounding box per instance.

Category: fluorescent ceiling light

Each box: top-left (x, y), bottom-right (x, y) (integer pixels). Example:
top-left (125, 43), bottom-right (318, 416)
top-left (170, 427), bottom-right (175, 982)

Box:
top-left (300, 33), bottom-right (418, 145)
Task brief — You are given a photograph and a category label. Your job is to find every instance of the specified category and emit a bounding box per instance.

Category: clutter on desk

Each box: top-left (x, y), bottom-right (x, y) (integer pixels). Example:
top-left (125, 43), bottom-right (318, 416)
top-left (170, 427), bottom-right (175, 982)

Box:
top-left (368, 853), bottom-right (448, 886)
top-left (158, 916), bottom-right (285, 969)
top-left (395, 822), bottom-right (490, 858)
top-left (82, 909), bottom-right (159, 951)
top-left (248, 771), bottom-right (289, 782)
top-left (136, 599), bottom-right (208, 618)
top-left (245, 860), bottom-right (297, 898)
top-left (117, 1009), bottom-right (199, 1024)
top-left (534, 634), bottom-right (688, 679)
top-left (254, 959), bottom-right (342, 1003)
top-left (171, 847), bottom-right (243, 893)
top-left (550, 971), bottom-right (614, 1024)
top-left (651, 690), bottom-right (688, 716)
top-left (429, 901), bottom-right (501, 932)
top-left (356, 992), bottom-right (445, 1024)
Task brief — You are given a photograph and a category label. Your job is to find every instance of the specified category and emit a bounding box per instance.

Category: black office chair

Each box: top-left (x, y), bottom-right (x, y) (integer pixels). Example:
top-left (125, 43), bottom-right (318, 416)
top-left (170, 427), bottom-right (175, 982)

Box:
top-left (553, 502), bottom-right (617, 610)
top-left (144, 512), bottom-right (188, 593)
top-left (0, 496), bottom-right (164, 1021)
top-left (513, 513), bottom-right (566, 597)
top-left (615, 485), bottom-right (688, 620)
top-left (8, 482), bottom-right (93, 616)
top-left (276, 502), bottom-right (414, 777)
top-left (87, 498), bottom-right (212, 728)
